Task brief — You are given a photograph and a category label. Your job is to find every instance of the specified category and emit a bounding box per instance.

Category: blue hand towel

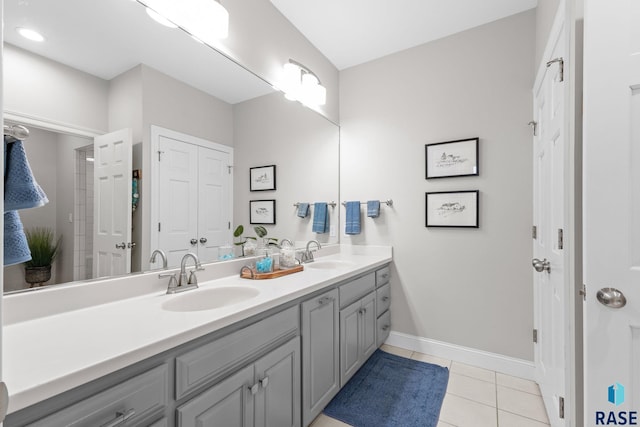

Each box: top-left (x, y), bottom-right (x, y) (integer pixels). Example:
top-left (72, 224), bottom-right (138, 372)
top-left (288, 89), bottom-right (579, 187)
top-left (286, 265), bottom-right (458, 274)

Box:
top-left (367, 200), bottom-right (381, 218)
top-left (345, 201), bottom-right (361, 235)
top-left (297, 203), bottom-right (310, 218)
top-left (4, 138), bottom-right (49, 211)
top-left (312, 202), bottom-right (329, 233)
top-left (4, 211), bottom-right (31, 266)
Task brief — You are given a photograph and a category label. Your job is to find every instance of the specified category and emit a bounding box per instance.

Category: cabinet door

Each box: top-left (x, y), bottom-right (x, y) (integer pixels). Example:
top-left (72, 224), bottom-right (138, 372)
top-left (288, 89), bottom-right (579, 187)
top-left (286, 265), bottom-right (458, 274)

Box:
top-left (254, 337), bottom-right (300, 427)
top-left (340, 299), bottom-right (362, 387)
top-left (361, 292), bottom-right (377, 361)
top-left (301, 289), bottom-right (339, 426)
top-left (177, 364), bottom-right (253, 427)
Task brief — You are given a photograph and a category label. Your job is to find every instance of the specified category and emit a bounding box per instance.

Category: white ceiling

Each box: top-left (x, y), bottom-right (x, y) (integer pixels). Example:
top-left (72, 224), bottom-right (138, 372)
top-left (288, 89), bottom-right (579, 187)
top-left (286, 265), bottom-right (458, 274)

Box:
top-left (270, 0), bottom-right (538, 70)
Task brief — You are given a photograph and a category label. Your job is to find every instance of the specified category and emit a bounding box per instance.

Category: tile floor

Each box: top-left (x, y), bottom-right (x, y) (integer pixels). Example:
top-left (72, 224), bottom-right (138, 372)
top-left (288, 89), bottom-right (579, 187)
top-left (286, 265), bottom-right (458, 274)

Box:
top-left (310, 344), bottom-right (550, 427)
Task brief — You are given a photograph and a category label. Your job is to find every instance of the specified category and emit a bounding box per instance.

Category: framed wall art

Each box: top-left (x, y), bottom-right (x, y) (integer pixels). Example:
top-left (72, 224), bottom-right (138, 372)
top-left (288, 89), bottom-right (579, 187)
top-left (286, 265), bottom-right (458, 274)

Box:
top-left (425, 137), bottom-right (479, 179)
top-left (250, 165), bottom-right (277, 191)
top-left (250, 199), bottom-right (276, 225)
top-left (425, 190), bottom-right (479, 228)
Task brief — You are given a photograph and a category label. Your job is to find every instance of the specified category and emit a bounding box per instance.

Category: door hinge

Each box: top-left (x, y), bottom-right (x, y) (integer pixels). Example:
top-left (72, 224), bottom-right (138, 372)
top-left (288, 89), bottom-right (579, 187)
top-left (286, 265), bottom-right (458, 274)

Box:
top-left (580, 284), bottom-right (587, 301)
top-left (533, 328), bottom-right (538, 343)
top-left (158, 222), bottom-right (161, 232)
top-left (528, 121), bottom-right (538, 137)
top-left (532, 225), bottom-right (537, 239)
top-left (546, 57), bottom-right (564, 82)
top-left (227, 165), bottom-right (233, 174)
top-left (557, 228), bottom-right (564, 249)
top-left (228, 221), bottom-right (231, 230)
top-left (559, 396), bottom-right (565, 419)
top-left (158, 150), bottom-right (164, 161)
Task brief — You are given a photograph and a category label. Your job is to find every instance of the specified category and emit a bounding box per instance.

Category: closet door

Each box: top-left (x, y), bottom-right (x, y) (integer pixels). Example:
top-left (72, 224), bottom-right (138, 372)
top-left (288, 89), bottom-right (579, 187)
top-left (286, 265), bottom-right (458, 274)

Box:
top-left (157, 135), bottom-right (199, 268)
top-left (197, 146), bottom-right (231, 263)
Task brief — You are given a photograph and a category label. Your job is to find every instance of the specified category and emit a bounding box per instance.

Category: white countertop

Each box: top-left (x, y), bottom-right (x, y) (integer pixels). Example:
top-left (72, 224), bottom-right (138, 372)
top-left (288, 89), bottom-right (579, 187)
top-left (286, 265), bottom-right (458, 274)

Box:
top-left (3, 245), bottom-right (392, 414)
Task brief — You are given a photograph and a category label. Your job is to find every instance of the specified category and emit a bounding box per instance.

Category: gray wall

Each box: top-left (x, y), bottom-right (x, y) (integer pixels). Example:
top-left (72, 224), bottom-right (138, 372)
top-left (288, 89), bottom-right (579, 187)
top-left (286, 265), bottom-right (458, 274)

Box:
top-left (339, 10), bottom-right (536, 360)
top-left (233, 92), bottom-right (340, 247)
top-left (535, 0), bottom-right (561, 68)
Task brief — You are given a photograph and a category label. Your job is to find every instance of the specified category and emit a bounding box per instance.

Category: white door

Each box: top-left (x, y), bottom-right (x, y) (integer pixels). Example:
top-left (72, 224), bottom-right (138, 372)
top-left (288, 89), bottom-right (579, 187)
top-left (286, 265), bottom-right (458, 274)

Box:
top-left (157, 135), bottom-right (199, 268)
top-left (152, 126), bottom-right (233, 268)
top-left (197, 146), bottom-right (231, 262)
top-left (532, 20), bottom-right (567, 426)
top-left (93, 129), bottom-right (132, 278)
top-left (584, 0), bottom-right (640, 423)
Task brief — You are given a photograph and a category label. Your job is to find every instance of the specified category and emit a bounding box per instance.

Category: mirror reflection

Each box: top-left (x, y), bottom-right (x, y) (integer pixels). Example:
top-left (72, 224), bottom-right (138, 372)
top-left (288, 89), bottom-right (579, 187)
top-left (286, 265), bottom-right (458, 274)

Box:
top-left (3, 0), bottom-right (339, 293)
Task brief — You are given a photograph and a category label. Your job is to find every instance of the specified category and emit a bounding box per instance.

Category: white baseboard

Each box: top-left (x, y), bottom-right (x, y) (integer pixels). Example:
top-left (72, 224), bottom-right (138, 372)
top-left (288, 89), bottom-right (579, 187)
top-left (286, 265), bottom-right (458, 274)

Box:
top-left (385, 331), bottom-right (536, 381)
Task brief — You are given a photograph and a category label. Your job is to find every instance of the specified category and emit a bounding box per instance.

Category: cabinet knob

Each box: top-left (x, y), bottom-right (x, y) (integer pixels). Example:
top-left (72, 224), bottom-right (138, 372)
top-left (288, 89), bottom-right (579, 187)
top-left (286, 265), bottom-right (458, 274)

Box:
top-left (249, 383), bottom-right (260, 395)
top-left (260, 376), bottom-right (269, 389)
top-left (318, 296), bottom-right (333, 306)
top-left (382, 296), bottom-right (389, 302)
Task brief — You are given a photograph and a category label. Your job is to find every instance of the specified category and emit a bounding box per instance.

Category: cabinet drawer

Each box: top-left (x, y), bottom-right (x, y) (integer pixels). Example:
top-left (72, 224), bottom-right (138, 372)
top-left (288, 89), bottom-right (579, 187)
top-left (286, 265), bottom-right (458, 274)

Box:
top-left (376, 284), bottom-right (390, 317)
top-left (29, 364), bottom-right (168, 427)
top-left (339, 273), bottom-right (375, 308)
top-left (377, 310), bottom-right (391, 347)
top-left (176, 305), bottom-right (299, 399)
top-left (375, 266), bottom-right (390, 287)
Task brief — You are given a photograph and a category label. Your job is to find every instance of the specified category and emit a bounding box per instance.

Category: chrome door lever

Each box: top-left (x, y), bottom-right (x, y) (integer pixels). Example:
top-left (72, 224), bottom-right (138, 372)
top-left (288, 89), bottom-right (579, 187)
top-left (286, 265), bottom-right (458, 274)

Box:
top-left (532, 258), bottom-right (551, 273)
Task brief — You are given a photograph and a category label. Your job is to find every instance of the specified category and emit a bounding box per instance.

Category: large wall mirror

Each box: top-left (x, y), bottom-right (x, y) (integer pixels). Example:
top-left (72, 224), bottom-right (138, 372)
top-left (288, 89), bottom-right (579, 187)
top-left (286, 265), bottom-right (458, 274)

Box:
top-left (2, 0), bottom-right (340, 293)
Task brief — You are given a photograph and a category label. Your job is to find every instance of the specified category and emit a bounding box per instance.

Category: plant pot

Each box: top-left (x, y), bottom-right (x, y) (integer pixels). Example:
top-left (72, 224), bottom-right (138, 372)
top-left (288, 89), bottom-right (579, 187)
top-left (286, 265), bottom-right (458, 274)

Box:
top-left (25, 265), bottom-right (52, 287)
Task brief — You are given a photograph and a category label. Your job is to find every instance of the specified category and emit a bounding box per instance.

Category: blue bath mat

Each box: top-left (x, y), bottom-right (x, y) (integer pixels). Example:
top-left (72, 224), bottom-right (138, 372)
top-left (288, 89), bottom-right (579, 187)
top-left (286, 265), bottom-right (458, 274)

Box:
top-left (324, 349), bottom-right (449, 427)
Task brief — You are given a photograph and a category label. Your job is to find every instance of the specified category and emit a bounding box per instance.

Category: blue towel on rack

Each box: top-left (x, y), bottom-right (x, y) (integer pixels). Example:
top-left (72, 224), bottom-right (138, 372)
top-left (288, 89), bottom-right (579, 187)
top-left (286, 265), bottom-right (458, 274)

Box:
top-left (4, 138), bottom-right (48, 211)
top-left (312, 202), bottom-right (329, 233)
top-left (367, 200), bottom-right (381, 218)
top-left (345, 201), bottom-right (361, 235)
top-left (297, 203), bottom-right (310, 218)
top-left (4, 211), bottom-right (31, 266)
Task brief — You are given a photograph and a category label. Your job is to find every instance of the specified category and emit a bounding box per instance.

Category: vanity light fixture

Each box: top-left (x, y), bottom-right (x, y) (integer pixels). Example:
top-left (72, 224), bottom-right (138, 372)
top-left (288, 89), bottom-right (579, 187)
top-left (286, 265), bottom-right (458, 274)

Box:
top-left (139, 0), bottom-right (229, 42)
top-left (281, 60), bottom-right (327, 107)
top-left (16, 27), bottom-right (45, 42)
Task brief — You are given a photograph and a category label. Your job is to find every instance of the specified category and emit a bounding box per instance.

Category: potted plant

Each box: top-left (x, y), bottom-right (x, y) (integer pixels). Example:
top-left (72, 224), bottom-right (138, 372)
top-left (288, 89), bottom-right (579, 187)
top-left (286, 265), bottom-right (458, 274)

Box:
top-left (24, 227), bottom-right (61, 287)
top-left (233, 225), bottom-right (277, 256)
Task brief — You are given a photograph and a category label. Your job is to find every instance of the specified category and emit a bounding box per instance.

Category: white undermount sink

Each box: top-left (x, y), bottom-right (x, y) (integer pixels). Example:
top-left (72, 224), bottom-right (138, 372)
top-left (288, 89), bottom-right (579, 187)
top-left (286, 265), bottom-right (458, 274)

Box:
top-left (306, 260), bottom-right (356, 270)
top-left (162, 286), bottom-right (260, 312)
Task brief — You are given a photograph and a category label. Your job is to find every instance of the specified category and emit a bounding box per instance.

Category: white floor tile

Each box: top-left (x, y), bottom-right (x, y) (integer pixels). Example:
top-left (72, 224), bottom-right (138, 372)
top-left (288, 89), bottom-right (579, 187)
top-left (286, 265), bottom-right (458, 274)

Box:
top-left (447, 372), bottom-right (497, 407)
top-left (310, 413), bottom-right (352, 427)
top-left (451, 361), bottom-right (496, 383)
top-left (439, 393), bottom-right (498, 427)
top-left (380, 344), bottom-right (413, 358)
top-left (497, 373), bottom-right (541, 396)
top-left (497, 385), bottom-right (549, 424)
top-left (498, 409), bottom-right (550, 426)
top-left (411, 352), bottom-right (452, 368)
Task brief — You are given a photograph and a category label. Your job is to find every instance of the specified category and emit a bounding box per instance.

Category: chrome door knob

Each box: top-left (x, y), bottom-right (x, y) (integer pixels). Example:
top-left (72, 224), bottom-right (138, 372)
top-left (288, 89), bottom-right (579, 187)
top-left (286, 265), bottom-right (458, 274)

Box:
top-left (532, 258), bottom-right (551, 273)
top-left (190, 239), bottom-right (198, 246)
top-left (199, 237), bottom-right (208, 244)
top-left (115, 242), bottom-right (126, 250)
top-left (597, 287), bottom-right (627, 308)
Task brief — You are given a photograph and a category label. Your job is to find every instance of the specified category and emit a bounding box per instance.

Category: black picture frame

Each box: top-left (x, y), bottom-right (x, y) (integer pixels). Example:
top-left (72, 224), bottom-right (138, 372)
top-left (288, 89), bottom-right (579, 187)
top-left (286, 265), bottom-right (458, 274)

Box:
top-left (250, 199), bottom-right (276, 225)
top-left (425, 137), bottom-right (479, 179)
top-left (425, 190), bottom-right (479, 228)
top-left (250, 165), bottom-right (277, 191)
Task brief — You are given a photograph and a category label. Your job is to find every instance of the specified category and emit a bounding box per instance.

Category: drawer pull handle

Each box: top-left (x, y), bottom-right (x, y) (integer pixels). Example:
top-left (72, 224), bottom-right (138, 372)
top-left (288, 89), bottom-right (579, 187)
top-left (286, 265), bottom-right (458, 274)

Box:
top-left (318, 296), bottom-right (333, 306)
top-left (260, 376), bottom-right (269, 389)
top-left (249, 383), bottom-right (260, 395)
top-left (100, 409), bottom-right (135, 427)
top-left (381, 296), bottom-right (390, 302)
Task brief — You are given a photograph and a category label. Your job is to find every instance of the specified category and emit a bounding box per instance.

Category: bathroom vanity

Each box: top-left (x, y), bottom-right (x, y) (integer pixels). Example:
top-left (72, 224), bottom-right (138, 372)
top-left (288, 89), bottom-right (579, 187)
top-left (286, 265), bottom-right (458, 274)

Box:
top-left (3, 245), bottom-right (391, 427)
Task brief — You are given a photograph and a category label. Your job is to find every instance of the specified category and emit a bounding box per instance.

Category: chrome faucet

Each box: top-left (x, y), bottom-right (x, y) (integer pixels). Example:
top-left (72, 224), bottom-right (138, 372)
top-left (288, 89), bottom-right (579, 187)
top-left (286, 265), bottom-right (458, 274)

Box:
top-left (149, 249), bottom-right (168, 269)
top-left (166, 252), bottom-right (203, 294)
top-left (301, 240), bottom-right (321, 263)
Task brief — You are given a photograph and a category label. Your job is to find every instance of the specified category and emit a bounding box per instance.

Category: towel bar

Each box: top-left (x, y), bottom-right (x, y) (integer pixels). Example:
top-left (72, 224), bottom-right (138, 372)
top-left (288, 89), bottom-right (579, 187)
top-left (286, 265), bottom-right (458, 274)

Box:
top-left (341, 199), bottom-right (393, 207)
top-left (294, 201), bottom-right (337, 208)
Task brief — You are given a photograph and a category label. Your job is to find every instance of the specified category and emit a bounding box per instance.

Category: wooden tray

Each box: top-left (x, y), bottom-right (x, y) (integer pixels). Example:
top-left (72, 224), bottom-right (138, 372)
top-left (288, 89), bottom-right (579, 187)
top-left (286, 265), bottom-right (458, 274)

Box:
top-left (240, 264), bottom-right (304, 280)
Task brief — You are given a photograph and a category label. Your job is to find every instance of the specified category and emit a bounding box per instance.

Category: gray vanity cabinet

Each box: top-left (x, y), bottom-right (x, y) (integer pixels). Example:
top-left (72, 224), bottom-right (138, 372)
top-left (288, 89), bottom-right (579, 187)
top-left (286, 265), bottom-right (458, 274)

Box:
top-left (339, 291), bottom-right (376, 387)
top-left (301, 288), bottom-right (339, 426)
top-left (177, 337), bottom-right (300, 427)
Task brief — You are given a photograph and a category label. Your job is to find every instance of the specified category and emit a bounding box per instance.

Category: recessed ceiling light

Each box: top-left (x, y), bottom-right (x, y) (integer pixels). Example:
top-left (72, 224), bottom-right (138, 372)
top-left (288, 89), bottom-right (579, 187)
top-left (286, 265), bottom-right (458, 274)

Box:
top-left (16, 27), bottom-right (45, 42)
top-left (145, 8), bottom-right (178, 28)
